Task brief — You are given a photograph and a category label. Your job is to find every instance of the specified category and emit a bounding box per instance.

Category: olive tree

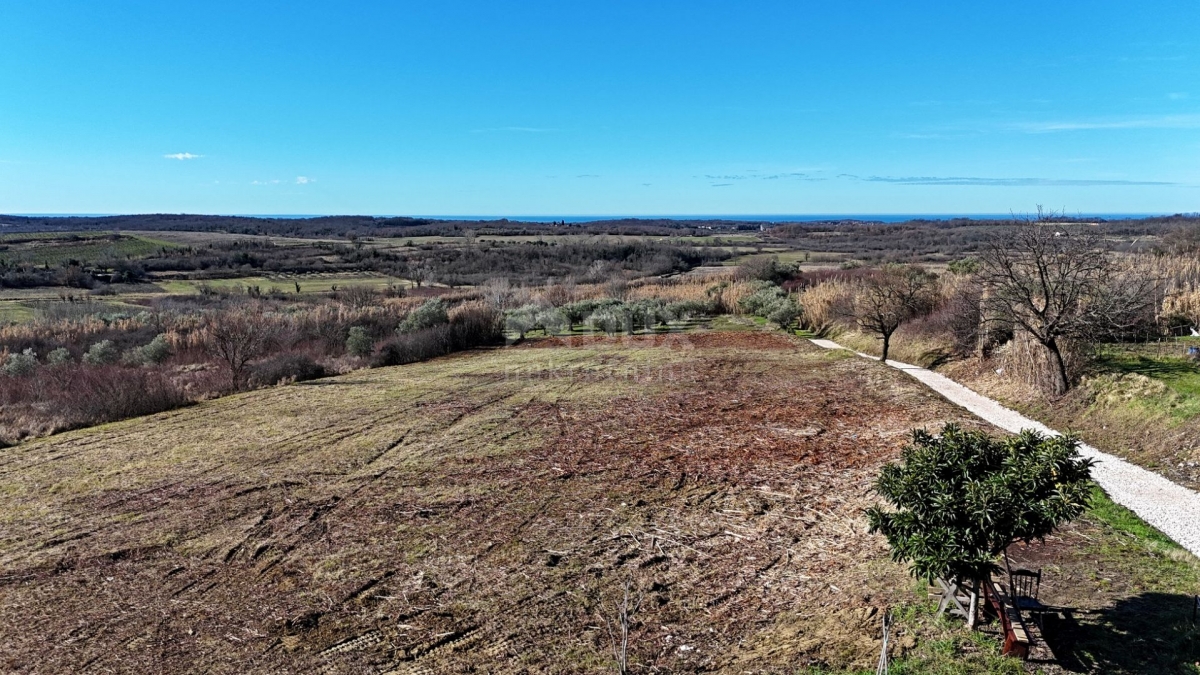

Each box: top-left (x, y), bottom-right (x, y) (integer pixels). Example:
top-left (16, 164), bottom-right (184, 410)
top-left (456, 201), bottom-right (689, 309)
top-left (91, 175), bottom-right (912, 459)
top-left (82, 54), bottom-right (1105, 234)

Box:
top-left (867, 424), bottom-right (1093, 625)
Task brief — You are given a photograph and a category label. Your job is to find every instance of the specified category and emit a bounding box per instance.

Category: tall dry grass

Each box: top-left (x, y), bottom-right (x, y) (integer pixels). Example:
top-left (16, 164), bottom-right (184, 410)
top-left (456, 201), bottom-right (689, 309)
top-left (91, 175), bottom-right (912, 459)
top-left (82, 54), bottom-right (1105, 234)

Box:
top-left (796, 279), bottom-right (856, 332)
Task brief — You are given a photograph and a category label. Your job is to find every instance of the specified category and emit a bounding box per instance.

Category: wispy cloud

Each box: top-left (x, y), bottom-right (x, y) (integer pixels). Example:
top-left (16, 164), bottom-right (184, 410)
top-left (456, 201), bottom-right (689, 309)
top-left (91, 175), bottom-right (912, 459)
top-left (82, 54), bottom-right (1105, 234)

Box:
top-left (164, 152), bottom-right (202, 160)
top-left (251, 179), bottom-right (282, 185)
top-left (856, 175), bottom-right (1180, 187)
top-left (711, 183), bottom-right (733, 187)
top-left (575, 174), bottom-right (599, 179)
top-left (1010, 114), bottom-right (1200, 133)
top-left (470, 126), bottom-right (557, 133)
top-left (701, 172), bottom-right (823, 181)
top-left (295, 176), bottom-right (314, 185)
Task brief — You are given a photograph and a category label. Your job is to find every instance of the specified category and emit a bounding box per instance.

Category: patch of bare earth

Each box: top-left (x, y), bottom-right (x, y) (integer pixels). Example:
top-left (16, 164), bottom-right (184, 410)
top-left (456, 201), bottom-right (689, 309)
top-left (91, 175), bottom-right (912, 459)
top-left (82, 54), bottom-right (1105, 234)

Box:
top-left (0, 333), bottom-right (984, 673)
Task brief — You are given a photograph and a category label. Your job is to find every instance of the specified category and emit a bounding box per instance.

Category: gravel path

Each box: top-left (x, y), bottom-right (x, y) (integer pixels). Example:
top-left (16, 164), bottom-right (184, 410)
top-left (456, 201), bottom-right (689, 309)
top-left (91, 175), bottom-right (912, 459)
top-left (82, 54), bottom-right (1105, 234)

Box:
top-left (811, 338), bottom-right (1200, 558)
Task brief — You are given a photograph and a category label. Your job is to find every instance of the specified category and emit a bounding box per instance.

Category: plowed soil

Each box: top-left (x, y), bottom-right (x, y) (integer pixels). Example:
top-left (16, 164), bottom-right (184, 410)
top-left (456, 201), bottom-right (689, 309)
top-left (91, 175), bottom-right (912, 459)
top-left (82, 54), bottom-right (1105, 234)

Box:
top-left (0, 332), bottom-right (987, 673)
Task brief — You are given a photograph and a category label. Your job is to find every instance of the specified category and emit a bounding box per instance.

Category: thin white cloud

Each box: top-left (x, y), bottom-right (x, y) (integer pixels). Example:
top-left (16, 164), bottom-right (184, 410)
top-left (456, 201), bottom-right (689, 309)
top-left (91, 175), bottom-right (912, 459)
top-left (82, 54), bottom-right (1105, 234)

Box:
top-left (295, 176), bottom-right (314, 184)
top-left (857, 174), bottom-right (1180, 187)
top-left (164, 152), bottom-right (202, 160)
top-left (1010, 114), bottom-right (1200, 133)
top-left (251, 179), bottom-right (282, 185)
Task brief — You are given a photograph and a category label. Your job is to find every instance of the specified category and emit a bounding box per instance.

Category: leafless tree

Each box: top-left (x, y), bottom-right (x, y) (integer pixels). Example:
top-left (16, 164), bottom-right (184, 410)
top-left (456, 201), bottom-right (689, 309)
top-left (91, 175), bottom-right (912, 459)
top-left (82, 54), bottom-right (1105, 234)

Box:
top-left (852, 265), bottom-right (937, 362)
top-left (977, 224), bottom-right (1157, 395)
top-left (337, 284), bottom-right (377, 309)
top-left (203, 312), bottom-right (277, 389)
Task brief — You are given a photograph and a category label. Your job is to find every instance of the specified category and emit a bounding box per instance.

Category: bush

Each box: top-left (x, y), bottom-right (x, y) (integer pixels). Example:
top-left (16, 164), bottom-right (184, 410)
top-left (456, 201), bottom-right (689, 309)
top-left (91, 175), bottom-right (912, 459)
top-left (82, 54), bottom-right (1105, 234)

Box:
top-left (374, 302), bottom-right (503, 367)
top-left (738, 282), bottom-right (783, 314)
top-left (374, 325), bottom-right (453, 366)
top-left (867, 423), bottom-right (1093, 584)
top-left (766, 297), bottom-right (800, 327)
top-left (346, 326), bottom-right (374, 357)
top-left (2, 349), bottom-right (38, 377)
top-left (30, 365), bottom-right (190, 432)
top-left (737, 283), bottom-right (799, 327)
top-left (398, 299), bottom-right (449, 334)
top-left (140, 334), bottom-right (172, 364)
top-left (251, 352), bottom-right (328, 386)
top-left (738, 256), bottom-right (796, 284)
top-left (46, 347), bottom-right (72, 366)
top-left (83, 340), bottom-right (120, 365)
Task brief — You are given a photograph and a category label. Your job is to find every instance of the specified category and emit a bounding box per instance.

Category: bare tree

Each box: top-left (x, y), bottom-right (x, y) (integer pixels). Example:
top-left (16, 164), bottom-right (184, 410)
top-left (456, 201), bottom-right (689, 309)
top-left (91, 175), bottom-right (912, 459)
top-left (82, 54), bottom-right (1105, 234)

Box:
top-left (977, 224), bottom-right (1157, 395)
top-left (203, 312), bottom-right (277, 389)
top-left (852, 265), bottom-right (937, 362)
top-left (337, 284), bottom-right (377, 309)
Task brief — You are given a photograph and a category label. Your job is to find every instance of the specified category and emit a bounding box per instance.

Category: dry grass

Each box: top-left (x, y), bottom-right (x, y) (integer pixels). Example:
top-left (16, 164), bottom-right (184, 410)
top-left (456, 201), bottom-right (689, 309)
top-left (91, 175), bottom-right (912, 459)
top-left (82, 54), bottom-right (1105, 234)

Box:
top-left (0, 331), bottom-right (985, 673)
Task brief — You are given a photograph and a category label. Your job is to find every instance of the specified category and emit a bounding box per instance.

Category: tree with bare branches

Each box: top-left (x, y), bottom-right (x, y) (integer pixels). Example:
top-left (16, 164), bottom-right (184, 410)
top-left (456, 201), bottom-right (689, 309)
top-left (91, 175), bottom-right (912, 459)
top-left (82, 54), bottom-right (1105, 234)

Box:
top-left (203, 312), bottom-right (277, 389)
top-left (852, 265), bottom-right (937, 362)
top-left (977, 224), bottom-right (1157, 395)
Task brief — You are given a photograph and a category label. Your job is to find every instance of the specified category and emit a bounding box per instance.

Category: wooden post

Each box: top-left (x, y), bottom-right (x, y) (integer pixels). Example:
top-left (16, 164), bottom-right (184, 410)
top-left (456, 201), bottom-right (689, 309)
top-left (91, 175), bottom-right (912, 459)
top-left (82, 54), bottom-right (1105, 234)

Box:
top-left (966, 578), bottom-right (979, 628)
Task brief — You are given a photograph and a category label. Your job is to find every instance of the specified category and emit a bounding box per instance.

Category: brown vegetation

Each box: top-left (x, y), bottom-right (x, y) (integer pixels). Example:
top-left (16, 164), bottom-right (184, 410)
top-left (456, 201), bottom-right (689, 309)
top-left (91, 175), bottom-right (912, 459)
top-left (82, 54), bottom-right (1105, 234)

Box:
top-left (0, 332), bottom-right (984, 672)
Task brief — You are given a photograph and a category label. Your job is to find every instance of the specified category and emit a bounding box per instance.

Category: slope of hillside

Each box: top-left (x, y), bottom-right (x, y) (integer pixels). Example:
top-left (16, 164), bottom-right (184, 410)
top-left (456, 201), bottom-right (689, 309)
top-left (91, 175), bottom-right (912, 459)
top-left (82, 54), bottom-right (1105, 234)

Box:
top-left (0, 332), bottom-right (983, 673)
top-left (4, 331), bottom-right (1197, 673)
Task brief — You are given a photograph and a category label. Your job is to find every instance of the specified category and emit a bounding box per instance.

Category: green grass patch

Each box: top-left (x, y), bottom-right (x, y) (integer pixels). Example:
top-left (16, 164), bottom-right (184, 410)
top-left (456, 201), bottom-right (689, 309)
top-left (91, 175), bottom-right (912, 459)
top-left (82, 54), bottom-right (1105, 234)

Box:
top-left (0, 233), bottom-right (181, 266)
top-left (0, 302), bottom-right (35, 324)
top-left (159, 274), bottom-right (409, 295)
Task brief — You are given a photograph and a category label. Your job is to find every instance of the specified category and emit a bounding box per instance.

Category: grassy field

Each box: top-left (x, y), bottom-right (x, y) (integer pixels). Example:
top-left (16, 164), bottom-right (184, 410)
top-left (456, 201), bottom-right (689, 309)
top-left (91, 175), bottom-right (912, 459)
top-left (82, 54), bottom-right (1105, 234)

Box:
top-left (0, 232), bottom-right (180, 265)
top-left (157, 272), bottom-right (411, 295)
top-left (1, 331), bottom-right (1195, 673)
top-left (0, 273), bottom-right (413, 323)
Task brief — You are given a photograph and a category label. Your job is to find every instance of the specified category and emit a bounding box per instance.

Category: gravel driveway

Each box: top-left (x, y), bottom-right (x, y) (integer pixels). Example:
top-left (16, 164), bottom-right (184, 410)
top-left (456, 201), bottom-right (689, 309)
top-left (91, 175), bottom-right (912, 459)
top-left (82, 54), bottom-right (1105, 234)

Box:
top-left (811, 338), bottom-right (1200, 558)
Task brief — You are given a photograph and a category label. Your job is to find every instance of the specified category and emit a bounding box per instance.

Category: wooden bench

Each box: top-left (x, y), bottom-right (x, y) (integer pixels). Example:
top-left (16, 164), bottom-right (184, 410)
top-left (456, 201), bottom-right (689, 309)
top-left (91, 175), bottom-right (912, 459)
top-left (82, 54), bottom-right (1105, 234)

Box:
top-left (985, 577), bottom-right (1031, 658)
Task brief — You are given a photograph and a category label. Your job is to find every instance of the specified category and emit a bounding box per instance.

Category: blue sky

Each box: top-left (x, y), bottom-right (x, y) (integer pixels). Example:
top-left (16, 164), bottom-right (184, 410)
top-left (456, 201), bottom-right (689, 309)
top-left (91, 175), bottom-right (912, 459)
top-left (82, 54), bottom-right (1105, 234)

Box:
top-left (1, 1), bottom-right (1198, 216)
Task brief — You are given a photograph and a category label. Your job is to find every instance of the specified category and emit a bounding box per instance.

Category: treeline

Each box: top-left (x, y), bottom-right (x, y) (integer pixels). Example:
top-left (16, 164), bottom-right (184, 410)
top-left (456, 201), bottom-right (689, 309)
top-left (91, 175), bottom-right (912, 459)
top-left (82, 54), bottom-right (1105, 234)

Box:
top-left (0, 239), bottom-right (729, 290)
top-left (766, 216), bottom-right (1200, 261)
top-left (0, 214), bottom-right (763, 238)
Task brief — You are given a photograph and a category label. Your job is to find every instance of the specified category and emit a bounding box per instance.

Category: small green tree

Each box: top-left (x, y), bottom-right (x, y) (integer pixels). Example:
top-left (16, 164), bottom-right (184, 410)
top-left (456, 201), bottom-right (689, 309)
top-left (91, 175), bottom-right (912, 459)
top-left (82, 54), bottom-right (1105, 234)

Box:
top-left (46, 347), bottom-right (72, 366)
top-left (867, 424), bottom-right (1093, 623)
top-left (140, 334), bottom-right (173, 365)
top-left (2, 349), bottom-right (38, 376)
top-left (83, 340), bottom-right (120, 365)
top-left (346, 326), bottom-right (374, 357)
top-left (398, 299), bottom-right (448, 334)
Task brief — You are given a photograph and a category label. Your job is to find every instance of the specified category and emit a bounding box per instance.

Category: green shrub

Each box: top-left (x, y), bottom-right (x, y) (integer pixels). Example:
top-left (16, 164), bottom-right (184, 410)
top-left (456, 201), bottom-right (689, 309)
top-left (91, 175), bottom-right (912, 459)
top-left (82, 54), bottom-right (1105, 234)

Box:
top-left (2, 349), bottom-right (38, 377)
top-left (46, 347), bottom-right (72, 366)
top-left (947, 257), bottom-right (981, 275)
top-left (867, 424), bottom-right (1094, 583)
top-left (140, 334), bottom-right (172, 364)
top-left (766, 297), bottom-right (800, 327)
top-left (83, 340), bottom-right (120, 365)
top-left (739, 284), bottom-right (786, 316)
top-left (398, 299), bottom-right (449, 334)
top-left (346, 326), bottom-right (374, 357)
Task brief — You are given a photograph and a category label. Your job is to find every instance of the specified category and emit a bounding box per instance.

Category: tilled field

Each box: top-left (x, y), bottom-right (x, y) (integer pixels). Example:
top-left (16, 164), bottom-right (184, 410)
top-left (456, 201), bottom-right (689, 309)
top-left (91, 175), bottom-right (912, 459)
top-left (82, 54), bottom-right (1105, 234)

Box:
top-left (0, 332), bottom-right (986, 673)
